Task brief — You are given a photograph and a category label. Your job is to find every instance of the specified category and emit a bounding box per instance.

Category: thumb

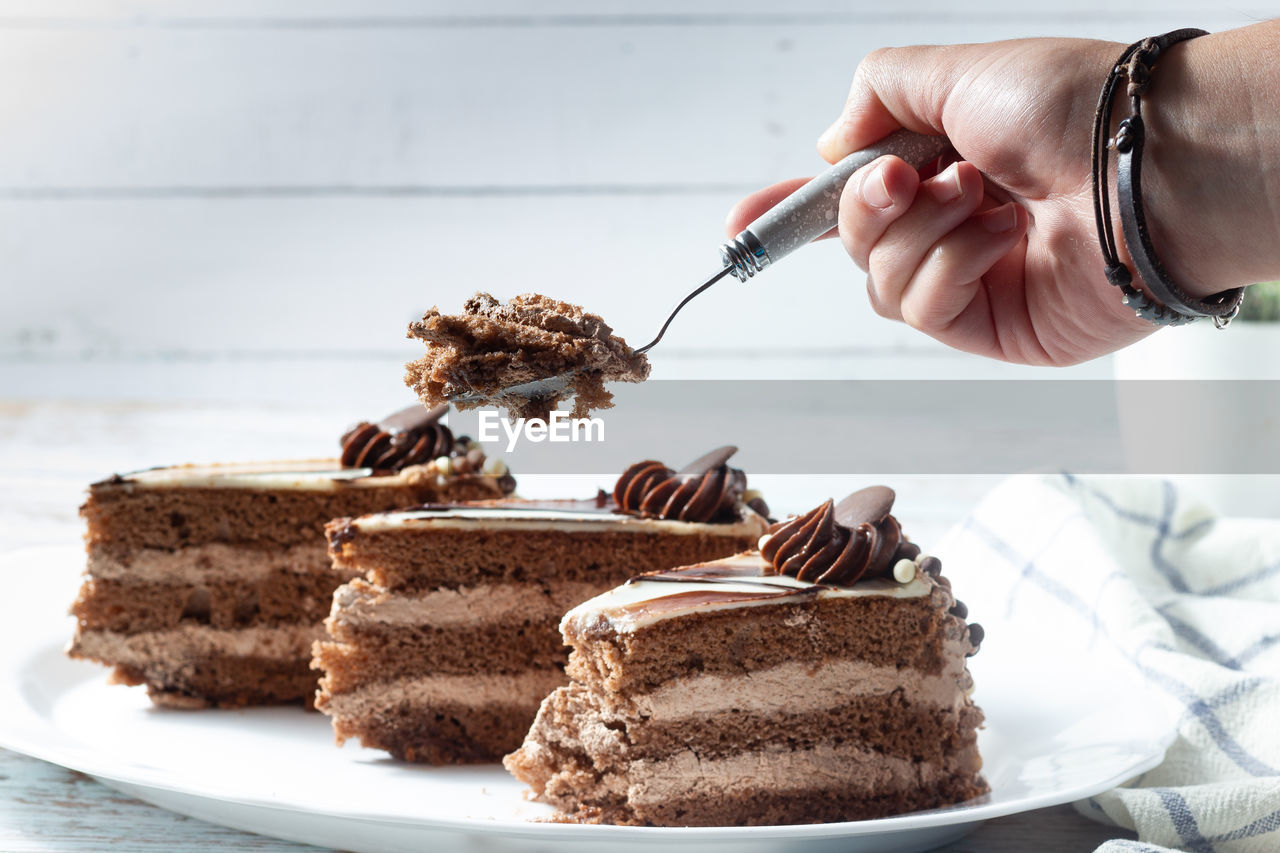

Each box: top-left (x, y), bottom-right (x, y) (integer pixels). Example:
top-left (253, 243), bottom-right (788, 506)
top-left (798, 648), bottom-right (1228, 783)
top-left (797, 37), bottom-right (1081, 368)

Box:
top-left (817, 44), bottom-right (967, 164)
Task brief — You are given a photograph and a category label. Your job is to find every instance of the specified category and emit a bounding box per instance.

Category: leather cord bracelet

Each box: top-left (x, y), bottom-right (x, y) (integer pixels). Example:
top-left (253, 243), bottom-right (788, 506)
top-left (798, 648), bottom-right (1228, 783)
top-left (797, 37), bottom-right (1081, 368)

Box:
top-left (1090, 28), bottom-right (1245, 327)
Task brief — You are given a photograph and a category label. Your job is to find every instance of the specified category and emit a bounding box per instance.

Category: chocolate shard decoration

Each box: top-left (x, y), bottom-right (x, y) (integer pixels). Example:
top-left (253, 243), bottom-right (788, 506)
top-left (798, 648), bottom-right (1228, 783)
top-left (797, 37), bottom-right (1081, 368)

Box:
top-left (834, 485), bottom-right (895, 527)
top-left (677, 445), bottom-right (738, 477)
top-left (382, 403), bottom-right (449, 434)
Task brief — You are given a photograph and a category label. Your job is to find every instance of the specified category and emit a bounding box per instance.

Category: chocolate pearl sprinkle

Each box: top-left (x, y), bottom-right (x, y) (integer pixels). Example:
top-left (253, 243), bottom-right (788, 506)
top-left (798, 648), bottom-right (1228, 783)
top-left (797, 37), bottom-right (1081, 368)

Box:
top-left (919, 556), bottom-right (943, 577)
top-left (949, 600), bottom-right (968, 619)
top-left (966, 623), bottom-right (985, 656)
top-left (746, 496), bottom-right (772, 521)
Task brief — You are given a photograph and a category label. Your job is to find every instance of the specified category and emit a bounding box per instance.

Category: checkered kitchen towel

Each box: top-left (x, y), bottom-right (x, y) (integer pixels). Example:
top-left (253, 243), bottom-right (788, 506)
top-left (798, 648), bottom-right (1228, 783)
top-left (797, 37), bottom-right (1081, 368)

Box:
top-left (938, 475), bottom-right (1280, 853)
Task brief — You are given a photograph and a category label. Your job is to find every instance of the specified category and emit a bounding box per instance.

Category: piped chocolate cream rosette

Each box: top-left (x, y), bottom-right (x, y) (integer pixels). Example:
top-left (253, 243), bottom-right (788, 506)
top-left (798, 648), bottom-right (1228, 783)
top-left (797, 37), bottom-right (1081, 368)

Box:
top-left (761, 486), bottom-right (983, 653)
top-left (760, 486), bottom-right (922, 586)
top-left (341, 404), bottom-right (453, 470)
top-left (613, 446), bottom-right (769, 524)
top-left (340, 403), bottom-right (516, 491)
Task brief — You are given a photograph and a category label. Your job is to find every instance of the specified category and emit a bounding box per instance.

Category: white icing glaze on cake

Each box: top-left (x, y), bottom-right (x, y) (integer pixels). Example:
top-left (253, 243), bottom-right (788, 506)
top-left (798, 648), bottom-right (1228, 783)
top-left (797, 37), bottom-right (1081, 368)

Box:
top-left (105, 459), bottom-right (396, 490)
top-left (97, 457), bottom-right (511, 493)
top-left (347, 505), bottom-right (769, 537)
top-left (563, 552), bottom-right (933, 634)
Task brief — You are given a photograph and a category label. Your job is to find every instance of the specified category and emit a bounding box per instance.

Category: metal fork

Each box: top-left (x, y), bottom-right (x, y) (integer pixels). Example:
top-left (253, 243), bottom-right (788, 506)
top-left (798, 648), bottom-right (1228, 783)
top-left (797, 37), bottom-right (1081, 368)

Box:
top-left (452, 130), bottom-right (950, 406)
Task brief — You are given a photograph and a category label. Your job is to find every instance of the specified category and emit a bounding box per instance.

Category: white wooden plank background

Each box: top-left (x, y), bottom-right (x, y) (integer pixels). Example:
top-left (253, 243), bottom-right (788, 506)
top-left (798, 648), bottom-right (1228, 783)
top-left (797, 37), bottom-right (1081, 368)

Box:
top-left (0, 0), bottom-right (1265, 23)
top-left (0, 0), bottom-right (1267, 372)
top-left (0, 11), bottom-right (1257, 191)
top-left (0, 195), bottom-right (938, 356)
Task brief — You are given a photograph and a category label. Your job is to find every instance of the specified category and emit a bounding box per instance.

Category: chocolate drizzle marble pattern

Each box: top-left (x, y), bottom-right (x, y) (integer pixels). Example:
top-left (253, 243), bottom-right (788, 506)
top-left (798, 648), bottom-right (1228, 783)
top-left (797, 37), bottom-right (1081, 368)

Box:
top-left (387, 493), bottom-right (619, 519)
top-left (761, 486), bottom-right (920, 587)
top-left (573, 552), bottom-right (932, 632)
top-left (612, 446), bottom-right (754, 523)
top-left (630, 560), bottom-right (827, 604)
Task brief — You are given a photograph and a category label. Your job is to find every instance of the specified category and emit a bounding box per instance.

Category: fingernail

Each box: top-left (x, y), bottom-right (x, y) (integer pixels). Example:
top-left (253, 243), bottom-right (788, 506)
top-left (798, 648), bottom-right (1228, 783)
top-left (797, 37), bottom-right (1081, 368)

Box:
top-left (980, 203), bottom-right (1018, 234)
top-left (861, 162), bottom-right (894, 209)
top-left (817, 124), bottom-right (838, 150)
top-left (927, 163), bottom-right (964, 203)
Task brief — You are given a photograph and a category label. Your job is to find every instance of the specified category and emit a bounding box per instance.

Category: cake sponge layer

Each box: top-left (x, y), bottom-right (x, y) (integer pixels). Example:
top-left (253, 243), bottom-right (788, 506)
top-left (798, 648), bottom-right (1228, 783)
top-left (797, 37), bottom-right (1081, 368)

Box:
top-left (72, 624), bottom-right (322, 708)
top-left (508, 729), bottom-right (986, 827)
top-left (84, 468), bottom-right (504, 551)
top-left (318, 670), bottom-right (568, 763)
top-left (328, 524), bottom-right (762, 592)
top-left (566, 589), bottom-right (966, 694)
top-left (314, 579), bottom-right (604, 693)
top-left (525, 672), bottom-right (981, 765)
top-left (71, 563), bottom-right (356, 633)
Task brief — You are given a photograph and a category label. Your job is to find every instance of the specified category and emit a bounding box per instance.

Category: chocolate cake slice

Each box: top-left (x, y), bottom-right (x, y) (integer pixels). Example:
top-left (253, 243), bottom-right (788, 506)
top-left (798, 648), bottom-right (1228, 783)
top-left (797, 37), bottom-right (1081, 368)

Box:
top-left (313, 446), bottom-right (770, 763)
top-left (405, 291), bottom-right (650, 420)
top-left (504, 486), bottom-right (988, 826)
top-left (68, 405), bottom-right (515, 708)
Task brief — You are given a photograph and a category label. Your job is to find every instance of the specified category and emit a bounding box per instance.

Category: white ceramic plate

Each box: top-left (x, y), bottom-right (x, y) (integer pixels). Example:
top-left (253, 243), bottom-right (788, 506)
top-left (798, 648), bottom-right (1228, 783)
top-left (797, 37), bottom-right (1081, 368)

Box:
top-left (0, 546), bottom-right (1174, 853)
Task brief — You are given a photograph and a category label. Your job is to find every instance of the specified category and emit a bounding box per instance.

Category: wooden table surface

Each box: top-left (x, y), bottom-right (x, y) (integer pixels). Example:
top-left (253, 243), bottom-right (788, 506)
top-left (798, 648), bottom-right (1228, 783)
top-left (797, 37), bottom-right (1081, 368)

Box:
top-left (0, 400), bottom-right (1136, 852)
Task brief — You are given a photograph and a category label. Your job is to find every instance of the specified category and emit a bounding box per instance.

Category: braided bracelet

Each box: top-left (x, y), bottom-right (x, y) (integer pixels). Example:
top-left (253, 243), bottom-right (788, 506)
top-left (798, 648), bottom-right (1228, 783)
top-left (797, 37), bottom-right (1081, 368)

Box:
top-left (1090, 29), bottom-right (1244, 327)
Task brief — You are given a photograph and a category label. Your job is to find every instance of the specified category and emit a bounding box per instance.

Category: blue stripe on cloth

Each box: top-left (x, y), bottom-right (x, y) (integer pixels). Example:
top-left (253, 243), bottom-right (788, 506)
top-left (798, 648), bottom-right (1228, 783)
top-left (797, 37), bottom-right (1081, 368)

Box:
top-left (1202, 678), bottom-right (1270, 711)
top-left (1148, 482), bottom-right (1190, 594)
top-left (1060, 475), bottom-right (1202, 593)
top-left (1152, 787), bottom-right (1213, 852)
top-left (1156, 606), bottom-right (1280, 671)
top-left (966, 515), bottom-right (1099, 634)
top-left (1208, 805), bottom-right (1280, 843)
top-left (1235, 633), bottom-right (1280, 667)
top-left (1130, 663), bottom-right (1280, 777)
top-left (1200, 560), bottom-right (1280, 598)
top-left (963, 518), bottom-right (1280, 777)
top-left (997, 511), bottom-right (1095, 625)
top-left (1157, 606), bottom-right (1245, 669)
top-left (1060, 474), bottom-right (1215, 542)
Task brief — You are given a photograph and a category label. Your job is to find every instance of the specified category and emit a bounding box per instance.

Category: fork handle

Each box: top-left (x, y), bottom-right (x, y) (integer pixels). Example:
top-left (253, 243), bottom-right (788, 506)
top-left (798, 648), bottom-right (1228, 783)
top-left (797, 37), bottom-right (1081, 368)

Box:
top-left (721, 130), bottom-right (951, 279)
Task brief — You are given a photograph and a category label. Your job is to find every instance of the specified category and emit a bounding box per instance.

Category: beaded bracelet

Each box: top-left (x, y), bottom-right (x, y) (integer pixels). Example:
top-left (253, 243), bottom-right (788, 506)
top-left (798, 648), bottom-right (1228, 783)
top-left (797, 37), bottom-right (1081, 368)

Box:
top-left (1090, 29), bottom-right (1244, 327)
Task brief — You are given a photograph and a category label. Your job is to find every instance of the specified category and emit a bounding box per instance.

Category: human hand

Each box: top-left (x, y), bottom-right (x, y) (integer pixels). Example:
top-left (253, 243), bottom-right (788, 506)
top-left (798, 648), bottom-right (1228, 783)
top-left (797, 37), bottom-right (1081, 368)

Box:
top-left (726, 30), bottom-right (1279, 365)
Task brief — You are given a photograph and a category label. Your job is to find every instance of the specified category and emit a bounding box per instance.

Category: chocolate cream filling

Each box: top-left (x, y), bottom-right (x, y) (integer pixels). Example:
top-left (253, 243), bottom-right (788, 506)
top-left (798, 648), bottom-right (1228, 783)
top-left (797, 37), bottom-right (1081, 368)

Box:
top-left (330, 579), bottom-right (608, 628)
top-left (71, 624), bottom-right (322, 665)
top-left (320, 670), bottom-right (568, 721)
top-left (85, 542), bottom-right (337, 582)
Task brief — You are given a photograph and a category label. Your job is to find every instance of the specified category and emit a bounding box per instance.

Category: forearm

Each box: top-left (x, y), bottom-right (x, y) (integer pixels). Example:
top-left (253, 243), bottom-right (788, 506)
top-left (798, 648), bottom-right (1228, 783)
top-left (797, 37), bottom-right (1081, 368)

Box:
top-left (1137, 20), bottom-right (1280, 298)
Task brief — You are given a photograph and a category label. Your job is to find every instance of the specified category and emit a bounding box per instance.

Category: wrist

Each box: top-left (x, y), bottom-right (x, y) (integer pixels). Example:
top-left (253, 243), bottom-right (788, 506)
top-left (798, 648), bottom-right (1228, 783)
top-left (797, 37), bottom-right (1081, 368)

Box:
top-left (1128, 24), bottom-right (1280, 299)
